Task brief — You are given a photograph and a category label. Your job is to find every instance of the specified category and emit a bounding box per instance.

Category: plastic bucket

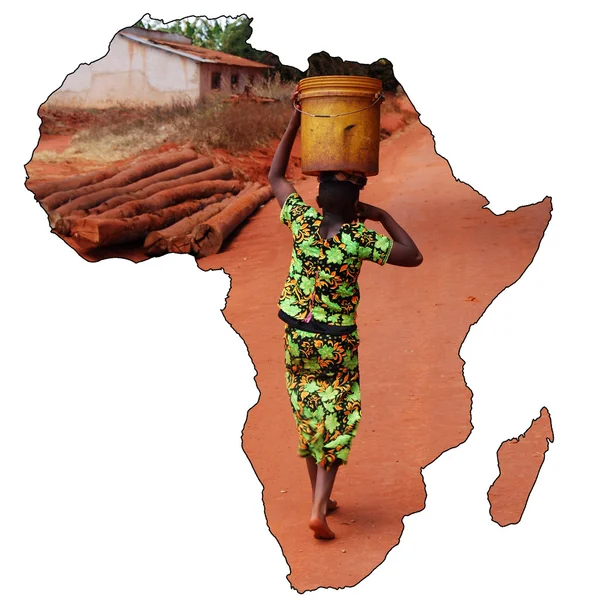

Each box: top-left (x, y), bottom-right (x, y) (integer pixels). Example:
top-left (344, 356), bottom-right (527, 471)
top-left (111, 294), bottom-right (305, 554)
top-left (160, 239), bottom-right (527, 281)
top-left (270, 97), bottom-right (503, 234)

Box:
top-left (297, 75), bottom-right (383, 176)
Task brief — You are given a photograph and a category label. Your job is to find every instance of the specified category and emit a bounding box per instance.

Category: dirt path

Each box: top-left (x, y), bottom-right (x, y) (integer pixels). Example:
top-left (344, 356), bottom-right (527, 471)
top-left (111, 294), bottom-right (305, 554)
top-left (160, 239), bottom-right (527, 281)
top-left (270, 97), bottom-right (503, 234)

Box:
top-left (198, 116), bottom-right (551, 591)
top-left (26, 102), bottom-right (552, 590)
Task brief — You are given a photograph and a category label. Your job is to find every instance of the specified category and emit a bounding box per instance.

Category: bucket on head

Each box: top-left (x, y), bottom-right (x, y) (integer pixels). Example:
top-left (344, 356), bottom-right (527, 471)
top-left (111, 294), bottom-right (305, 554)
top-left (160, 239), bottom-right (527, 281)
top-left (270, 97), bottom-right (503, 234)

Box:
top-left (296, 75), bottom-right (383, 177)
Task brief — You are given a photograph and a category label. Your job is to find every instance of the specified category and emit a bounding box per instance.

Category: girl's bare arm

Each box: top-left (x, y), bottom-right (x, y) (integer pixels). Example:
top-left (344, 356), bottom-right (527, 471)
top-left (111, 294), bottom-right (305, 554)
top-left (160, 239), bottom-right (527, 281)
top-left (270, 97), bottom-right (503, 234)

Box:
top-left (358, 202), bottom-right (423, 267)
top-left (268, 91), bottom-right (301, 207)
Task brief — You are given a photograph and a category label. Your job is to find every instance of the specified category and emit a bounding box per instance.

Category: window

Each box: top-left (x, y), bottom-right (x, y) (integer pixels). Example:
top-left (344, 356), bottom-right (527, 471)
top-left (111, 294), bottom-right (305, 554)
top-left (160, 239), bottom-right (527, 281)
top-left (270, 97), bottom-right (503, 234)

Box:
top-left (211, 72), bottom-right (221, 90)
top-left (231, 73), bottom-right (239, 90)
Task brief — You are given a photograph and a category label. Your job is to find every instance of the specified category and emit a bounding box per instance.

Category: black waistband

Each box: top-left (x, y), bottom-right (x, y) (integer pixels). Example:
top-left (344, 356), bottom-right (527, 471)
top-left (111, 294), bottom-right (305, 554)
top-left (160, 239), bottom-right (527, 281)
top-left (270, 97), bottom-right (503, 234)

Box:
top-left (278, 309), bottom-right (357, 335)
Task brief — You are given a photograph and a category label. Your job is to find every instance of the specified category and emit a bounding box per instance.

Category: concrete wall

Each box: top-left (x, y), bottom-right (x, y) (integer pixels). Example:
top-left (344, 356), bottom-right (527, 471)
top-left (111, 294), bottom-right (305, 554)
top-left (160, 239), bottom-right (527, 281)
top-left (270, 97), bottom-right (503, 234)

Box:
top-left (46, 34), bottom-right (201, 108)
top-left (46, 33), bottom-right (270, 108)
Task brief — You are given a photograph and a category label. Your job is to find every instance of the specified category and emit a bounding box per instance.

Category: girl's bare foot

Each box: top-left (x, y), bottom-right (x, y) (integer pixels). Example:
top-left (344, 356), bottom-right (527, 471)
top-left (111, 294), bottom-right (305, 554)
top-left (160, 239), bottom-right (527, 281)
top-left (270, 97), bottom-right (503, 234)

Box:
top-left (327, 499), bottom-right (338, 513)
top-left (309, 516), bottom-right (336, 540)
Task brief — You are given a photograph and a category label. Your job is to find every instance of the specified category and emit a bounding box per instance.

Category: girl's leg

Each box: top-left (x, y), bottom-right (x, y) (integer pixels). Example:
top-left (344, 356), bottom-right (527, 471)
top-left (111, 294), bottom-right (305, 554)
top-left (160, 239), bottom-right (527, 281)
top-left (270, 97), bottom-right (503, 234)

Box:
top-left (305, 456), bottom-right (317, 500)
top-left (309, 459), bottom-right (341, 539)
top-left (306, 456), bottom-right (338, 513)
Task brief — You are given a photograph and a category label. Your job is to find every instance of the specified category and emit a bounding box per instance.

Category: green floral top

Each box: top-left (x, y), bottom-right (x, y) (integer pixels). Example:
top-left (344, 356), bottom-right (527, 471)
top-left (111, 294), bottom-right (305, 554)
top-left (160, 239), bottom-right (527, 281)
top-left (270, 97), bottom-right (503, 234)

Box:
top-left (278, 193), bottom-right (393, 327)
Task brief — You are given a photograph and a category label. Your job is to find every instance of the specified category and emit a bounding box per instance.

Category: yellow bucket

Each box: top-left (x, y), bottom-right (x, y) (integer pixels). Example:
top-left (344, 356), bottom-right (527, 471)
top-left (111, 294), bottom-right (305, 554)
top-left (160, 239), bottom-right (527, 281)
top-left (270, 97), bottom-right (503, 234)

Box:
top-left (297, 75), bottom-right (383, 177)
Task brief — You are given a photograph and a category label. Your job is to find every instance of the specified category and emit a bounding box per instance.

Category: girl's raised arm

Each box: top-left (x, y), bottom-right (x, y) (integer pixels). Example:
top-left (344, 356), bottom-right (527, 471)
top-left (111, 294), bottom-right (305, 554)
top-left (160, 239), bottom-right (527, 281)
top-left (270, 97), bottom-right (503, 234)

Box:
top-left (357, 202), bottom-right (423, 267)
top-left (268, 88), bottom-right (301, 208)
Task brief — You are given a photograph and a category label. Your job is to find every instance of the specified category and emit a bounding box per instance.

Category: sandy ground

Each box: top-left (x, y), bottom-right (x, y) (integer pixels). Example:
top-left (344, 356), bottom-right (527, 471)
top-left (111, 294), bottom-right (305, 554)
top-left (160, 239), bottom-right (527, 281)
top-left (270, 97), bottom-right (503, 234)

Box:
top-left (26, 100), bottom-right (552, 591)
top-left (198, 109), bottom-right (552, 591)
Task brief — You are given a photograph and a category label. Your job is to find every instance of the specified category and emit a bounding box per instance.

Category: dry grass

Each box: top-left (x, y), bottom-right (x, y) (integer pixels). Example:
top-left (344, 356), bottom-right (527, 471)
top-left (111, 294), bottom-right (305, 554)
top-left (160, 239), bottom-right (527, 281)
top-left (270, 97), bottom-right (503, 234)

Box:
top-left (37, 80), bottom-right (297, 163)
top-left (35, 79), bottom-right (411, 165)
top-left (38, 105), bottom-right (141, 136)
top-left (30, 150), bottom-right (71, 163)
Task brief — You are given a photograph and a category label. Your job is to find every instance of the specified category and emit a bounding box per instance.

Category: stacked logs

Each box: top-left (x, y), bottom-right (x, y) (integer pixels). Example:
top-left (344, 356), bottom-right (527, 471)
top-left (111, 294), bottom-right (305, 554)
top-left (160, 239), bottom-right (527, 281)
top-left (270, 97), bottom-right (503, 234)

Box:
top-left (29, 148), bottom-right (273, 258)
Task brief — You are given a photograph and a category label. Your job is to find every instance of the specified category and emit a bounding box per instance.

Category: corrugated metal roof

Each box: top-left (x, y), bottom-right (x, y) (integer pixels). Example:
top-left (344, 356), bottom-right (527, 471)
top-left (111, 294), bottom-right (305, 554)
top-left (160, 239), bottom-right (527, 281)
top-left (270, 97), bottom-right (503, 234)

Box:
top-left (121, 32), bottom-right (272, 70)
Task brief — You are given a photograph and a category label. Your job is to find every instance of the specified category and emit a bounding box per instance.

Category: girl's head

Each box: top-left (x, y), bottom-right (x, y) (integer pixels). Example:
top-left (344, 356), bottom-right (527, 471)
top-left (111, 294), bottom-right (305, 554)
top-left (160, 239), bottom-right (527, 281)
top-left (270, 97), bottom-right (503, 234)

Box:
top-left (316, 172), bottom-right (366, 219)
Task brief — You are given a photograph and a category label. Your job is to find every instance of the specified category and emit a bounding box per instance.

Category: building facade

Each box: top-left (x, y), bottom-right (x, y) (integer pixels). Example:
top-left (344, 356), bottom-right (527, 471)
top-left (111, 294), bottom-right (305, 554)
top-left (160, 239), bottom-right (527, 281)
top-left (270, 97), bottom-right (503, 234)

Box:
top-left (47, 27), bottom-right (272, 108)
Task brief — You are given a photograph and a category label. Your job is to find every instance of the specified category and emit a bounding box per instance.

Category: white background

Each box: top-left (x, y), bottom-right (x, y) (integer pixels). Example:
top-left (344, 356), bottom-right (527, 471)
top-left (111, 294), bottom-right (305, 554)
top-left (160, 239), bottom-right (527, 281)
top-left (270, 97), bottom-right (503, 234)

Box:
top-left (1, 1), bottom-right (598, 598)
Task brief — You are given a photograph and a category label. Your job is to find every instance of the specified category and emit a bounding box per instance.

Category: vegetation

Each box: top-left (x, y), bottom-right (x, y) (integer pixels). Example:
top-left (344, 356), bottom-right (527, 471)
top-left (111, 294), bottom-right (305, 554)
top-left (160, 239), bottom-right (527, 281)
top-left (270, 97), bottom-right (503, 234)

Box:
top-left (133, 15), bottom-right (402, 90)
top-left (135, 15), bottom-right (242, 53)
top-left (134, 15), bottom-right (303, 82)
top-left (34, 17), bottom-right (407, 163)
top-left (37, 80), bottom-right (297, 162)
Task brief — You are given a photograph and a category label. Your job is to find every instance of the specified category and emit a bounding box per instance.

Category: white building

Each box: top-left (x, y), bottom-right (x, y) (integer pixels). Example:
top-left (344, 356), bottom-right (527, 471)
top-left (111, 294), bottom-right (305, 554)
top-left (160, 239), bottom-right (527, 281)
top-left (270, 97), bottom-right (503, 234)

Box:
top-left (47, 27), bottom-right (272, 108)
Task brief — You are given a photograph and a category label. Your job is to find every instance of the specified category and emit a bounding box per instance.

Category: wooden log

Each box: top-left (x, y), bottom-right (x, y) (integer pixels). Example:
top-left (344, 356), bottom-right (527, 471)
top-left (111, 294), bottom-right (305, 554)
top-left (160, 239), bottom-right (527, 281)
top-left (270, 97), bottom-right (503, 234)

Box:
top-left (27, 145), bottom-right (192, 199)
top-left (143, 193), bottom-right (231, 256)
top-left (191, 185), bottom-right (273, 257)
top-left (164, 183), bottom-right (260, 255)
top-left (41, 148), bottom-right (198, 212)
top-left (53, 165), bottom-right (235, 237)
top-left (51, 160), bottom-right (227, 236)
top-left (87, 164), bottom-right (234, 218)
top-left (164, 199), bottom-right (236, 255)
top-left (71, 200), bottom-right (211, 247)
top-left (142, 183), bottom-right (253, 256)
top-left (52, 156), bottom-right (213, 222)
top-left (97, 180), bottom-right (243, 220)
top-left (25, 150), bottom-right (160, 199)
top-left (26, 165), bottom-right (121, 199)
top-left (53, 165), bottom-right (234, 236)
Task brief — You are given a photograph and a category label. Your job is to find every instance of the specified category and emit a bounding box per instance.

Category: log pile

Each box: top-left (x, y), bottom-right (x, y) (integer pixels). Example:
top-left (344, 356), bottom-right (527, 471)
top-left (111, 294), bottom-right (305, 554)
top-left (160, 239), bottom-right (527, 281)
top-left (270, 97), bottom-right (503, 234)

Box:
top-left (29, 148), bottom-right (274, 259)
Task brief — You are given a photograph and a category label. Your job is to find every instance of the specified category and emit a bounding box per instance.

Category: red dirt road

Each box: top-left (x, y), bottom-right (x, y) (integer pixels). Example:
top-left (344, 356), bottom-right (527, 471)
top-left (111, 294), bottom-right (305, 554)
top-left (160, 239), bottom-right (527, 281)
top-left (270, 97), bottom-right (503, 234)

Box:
top-left (199, 115), bottom-right (551, 591)
top-left (26, 100), bottom-right (552, 591)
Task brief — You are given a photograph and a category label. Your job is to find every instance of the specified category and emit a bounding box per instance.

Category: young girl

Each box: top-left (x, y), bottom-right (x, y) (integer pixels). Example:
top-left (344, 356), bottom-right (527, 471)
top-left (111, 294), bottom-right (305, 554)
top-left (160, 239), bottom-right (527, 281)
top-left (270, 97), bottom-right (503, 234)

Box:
top-left (268, 91), bottom-right (423, 540)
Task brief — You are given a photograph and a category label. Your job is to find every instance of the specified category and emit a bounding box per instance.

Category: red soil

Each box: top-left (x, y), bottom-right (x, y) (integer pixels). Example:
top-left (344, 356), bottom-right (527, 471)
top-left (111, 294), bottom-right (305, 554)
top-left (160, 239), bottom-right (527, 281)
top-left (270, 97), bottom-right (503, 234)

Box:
top-left (488, 408), bottom-right (554, 526)
top-left (26, 135), bottom-right (184, 185)
top-left (38, 104), bottom-right (141, 136)
top-left (198, 112), bottom-right (551, 591)
top-left (211, 137), bottom-right (304, 187)
top-left (24, 97), bottom-right (552, 591)
top-left (25, 135), bottom-right (94, 182)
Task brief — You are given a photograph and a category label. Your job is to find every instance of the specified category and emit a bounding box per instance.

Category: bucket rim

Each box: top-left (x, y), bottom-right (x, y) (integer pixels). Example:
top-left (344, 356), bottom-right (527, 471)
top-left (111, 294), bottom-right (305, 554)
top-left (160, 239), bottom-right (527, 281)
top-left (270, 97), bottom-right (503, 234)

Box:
top-left (298, 75), bottom-right (382, 92)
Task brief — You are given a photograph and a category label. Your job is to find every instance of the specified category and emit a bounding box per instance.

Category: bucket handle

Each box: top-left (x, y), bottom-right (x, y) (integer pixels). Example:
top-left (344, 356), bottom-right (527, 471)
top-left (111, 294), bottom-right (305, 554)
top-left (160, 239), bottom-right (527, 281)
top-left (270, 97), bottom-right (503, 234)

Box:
top-left (294, 93), bottom-right (384, 118)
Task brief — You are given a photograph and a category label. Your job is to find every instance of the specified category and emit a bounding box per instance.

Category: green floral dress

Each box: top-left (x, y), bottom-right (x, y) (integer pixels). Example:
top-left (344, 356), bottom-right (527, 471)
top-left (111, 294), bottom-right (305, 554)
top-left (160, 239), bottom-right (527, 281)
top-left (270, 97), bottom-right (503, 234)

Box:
top-left (279, 193), bottom-right (393, 469)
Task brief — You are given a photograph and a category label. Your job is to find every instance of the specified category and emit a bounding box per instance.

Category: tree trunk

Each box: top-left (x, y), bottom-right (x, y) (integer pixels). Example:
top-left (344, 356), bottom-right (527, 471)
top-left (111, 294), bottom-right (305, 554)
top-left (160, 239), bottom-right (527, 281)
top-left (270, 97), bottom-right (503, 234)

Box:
top-left (41, 148), bottom-right (198, 211)
top-left (191, 185), bottom-right (273, 256)
top-left (143, 193), bottom-right (236, 256)
top-left (71, 199), bottom-right (212, 247)
top-left (53, 165), bottom-right (234, 236)
top-left (51, 156), bottom-right (213, 220)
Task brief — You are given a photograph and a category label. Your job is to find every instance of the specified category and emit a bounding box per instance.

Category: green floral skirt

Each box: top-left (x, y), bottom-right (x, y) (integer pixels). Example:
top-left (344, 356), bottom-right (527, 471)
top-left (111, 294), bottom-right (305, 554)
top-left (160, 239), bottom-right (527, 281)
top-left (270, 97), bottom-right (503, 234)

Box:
top-left (284, 326), bottom-right (362, 470)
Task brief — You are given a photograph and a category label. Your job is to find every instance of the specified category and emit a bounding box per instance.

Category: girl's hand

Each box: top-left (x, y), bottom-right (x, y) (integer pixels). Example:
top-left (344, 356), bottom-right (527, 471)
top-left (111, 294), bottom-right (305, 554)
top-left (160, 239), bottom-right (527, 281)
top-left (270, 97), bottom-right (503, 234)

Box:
top-left (291, 85), bottom-right (300, 108)
top-left (357, 202), bottom-right (384, 222)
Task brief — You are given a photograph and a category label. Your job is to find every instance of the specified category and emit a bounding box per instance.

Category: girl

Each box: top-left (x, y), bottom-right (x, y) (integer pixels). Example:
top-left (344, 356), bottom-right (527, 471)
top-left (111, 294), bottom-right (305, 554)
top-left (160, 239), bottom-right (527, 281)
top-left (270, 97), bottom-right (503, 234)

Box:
top-left (268, 90), bottom-right (423, 540)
